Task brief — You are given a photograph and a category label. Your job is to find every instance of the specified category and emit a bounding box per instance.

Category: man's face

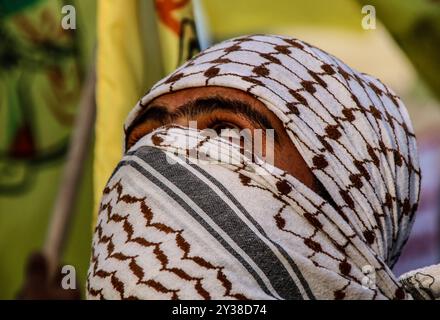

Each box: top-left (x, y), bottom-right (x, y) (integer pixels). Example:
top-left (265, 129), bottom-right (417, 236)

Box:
top-left (126, 86), bottom-right (321, 193)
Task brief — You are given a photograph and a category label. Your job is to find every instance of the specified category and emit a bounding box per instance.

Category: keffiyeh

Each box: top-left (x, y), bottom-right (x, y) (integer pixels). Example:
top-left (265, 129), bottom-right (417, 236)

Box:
top-left (87, 34), bottom-right (437, 299)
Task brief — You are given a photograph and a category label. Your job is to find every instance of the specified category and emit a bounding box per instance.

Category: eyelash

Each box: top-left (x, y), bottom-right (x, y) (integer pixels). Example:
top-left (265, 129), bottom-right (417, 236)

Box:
top-left (204, 113), bottom-right (244, 131)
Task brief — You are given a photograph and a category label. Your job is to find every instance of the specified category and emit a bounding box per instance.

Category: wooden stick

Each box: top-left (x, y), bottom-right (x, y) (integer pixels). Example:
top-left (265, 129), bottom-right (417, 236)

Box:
top-left (43, 63), bottom-right (96, 279)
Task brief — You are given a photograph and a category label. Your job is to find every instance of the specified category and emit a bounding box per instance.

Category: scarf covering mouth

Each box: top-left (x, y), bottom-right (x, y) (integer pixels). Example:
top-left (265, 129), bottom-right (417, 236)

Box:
top-left (87, 34), bottom-right (434, 300)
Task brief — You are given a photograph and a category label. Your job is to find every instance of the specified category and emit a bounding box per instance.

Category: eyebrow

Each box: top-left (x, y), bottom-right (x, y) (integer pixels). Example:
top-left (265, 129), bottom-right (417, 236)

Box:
top-left (126, 96), bottom-right (279, 146)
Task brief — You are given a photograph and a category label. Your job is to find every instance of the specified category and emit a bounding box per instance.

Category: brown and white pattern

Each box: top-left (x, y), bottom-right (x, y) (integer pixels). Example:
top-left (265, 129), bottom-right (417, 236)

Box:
top-left (399, 264), bottom-right (440, 300)
top-left (87, 34), bottom-right (430, 299)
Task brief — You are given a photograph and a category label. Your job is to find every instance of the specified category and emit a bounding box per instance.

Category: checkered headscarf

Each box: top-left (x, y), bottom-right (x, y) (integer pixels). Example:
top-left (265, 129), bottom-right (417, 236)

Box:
top-left (88, 35), bottom-right (425, 299)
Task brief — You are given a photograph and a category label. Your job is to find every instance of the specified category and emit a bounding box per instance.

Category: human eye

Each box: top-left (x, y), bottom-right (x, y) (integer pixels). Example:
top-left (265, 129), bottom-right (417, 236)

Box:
top-left (209, 120), bottom-right (241, 135)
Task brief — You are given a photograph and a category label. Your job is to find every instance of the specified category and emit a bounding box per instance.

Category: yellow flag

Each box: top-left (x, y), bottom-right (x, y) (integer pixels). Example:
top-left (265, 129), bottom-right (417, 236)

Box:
top-left (155, 0), bottom-right (201, 73)
top-left (93, 0), bottom-right (200, 225)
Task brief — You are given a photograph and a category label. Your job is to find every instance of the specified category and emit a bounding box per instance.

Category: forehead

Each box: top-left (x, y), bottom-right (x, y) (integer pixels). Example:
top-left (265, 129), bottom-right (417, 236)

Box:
top-left (147, 86), bottom-right (267, 112)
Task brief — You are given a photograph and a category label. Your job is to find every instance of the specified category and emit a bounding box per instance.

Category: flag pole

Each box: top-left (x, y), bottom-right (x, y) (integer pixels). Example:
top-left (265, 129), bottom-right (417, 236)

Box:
top-left (43, 62), bottom-right (96, 279)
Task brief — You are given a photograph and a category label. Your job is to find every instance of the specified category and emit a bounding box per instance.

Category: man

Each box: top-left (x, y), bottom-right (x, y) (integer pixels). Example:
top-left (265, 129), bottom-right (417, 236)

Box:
top-left (87, 34), bottom-right (437, 299)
